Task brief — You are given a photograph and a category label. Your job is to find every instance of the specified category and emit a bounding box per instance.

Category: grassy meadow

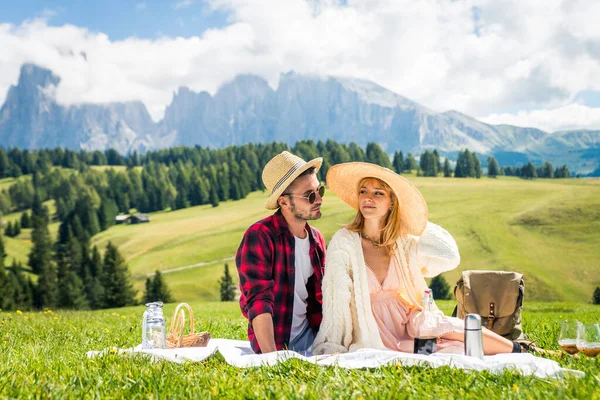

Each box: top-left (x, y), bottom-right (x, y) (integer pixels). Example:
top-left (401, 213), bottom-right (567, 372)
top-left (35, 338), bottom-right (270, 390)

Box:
top-left (2, 175), bottom-right (599, 302)
top-left (2, 172), bottom-right (600, 398)
top-left (1, 300), bottom-right (599, 399)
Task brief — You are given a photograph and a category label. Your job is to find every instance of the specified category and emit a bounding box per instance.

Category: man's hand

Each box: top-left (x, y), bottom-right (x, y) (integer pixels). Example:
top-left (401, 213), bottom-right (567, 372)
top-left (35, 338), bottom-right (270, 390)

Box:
top-left (252, 313), bottom-right (277, 353)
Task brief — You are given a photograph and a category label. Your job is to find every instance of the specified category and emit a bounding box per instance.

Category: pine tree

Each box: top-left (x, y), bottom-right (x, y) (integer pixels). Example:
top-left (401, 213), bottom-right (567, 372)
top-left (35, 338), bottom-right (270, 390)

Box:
top-left (0, 230), bottom-right (5, 265)
top-left (4, 221), bottom-right (12, 238)
top-left (30, 192), bottom-right (58, 308)
top-left (83, 266), bottom-right (105, 310)
top-left (392, 151), bottom-right (404, 174)
top-left (35, 260), bottom-right (58, 309)
top-left (522, 162), bottom-right (537, 179)
top-left (209, 186), bottom-right (220, 208)
top-left (0, 243), bottom-right (9, 309)
top-left (101, 242), bottom-right (136, 308)
top-left (149, 270), bottom-right (173, 303)
top-left (472, 153), bottom-right (482, 178)
top-left (174, 191), bottom-right (189, 210)
top-left (29, 194), bottom-right (52, 275)
top-left (0, 262), bottom-right (17, 310)
top-left (57, 265), bottom-right (89, 309)
top-left (433, 150), bottom-right (442, 172)
top-left (487, 156), bottom-right (500, 178)
top-left (0, 148), bottom-right (8, 179)
top-left (98, 197), bottom-right (119, 231)
top-left (13, 260), bottom-right (33, 310)
top-left (56, 227), bottom-right (88, 309)
top-left (430, 275), bottom-right (451, 300)
top-left (84, 245), bottom-right (105, 309)
top-left (13, 221), bottom-right (21, 237)
top-left (455, 150), bottom-right (474, 178)
top-left (464, 150), bottom-right (476, 177)
top-left (238, 160), bottom-right (253, 197)
top-left (593, 287), bottom-right (600, 305)
top-left (405, 153), bottom-right (418, 172)
top-left (443, 158), bottom-right (452, 177)
top-left (20, 212), bottom-right (31, 229)
top-left (143, 277), bottom-right (154, 304)
top-left (541, 161), bottom-right (554, 178)
top-left (365, 143), bottom-right (393, 169)
top-left (419, 151), bottom-right (438, 177)
top-left (217, 163), bottom-right (230, 201)
top-left (219, 263), bottom-right (236, 301)
top-left (89, 245), bottom-right (103, 278)
top-left (198, 176), bottom-right (211, 205)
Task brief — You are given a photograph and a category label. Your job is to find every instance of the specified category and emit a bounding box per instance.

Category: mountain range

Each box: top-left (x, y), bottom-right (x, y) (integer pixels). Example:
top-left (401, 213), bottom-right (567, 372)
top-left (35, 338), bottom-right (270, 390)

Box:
top-left (1, 63), bottom-right (599, 174)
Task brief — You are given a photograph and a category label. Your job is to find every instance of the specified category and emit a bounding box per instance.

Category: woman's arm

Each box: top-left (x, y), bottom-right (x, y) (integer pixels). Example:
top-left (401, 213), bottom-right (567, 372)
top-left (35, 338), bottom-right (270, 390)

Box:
top-left (312, 233), bottom-right (354, 355)
top-left (417, 222), bottom-right (460, 278)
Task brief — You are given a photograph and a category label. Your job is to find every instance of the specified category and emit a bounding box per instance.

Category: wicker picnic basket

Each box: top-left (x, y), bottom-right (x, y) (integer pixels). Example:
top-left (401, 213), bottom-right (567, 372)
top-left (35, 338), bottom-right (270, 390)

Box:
top-left (165, 303), bottom-right (211, 348)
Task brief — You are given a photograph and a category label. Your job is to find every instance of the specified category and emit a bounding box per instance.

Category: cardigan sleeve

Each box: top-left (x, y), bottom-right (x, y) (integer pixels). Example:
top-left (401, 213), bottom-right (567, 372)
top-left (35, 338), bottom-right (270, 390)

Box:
top-left (417, 222), bottom-right (460, 278)
top-left (312, 232), bottom-right (354, 355)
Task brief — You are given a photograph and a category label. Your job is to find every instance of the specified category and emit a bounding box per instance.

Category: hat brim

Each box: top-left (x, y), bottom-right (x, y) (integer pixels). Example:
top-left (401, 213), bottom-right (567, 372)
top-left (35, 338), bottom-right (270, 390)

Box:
top-left (326, 162), bottom-right (428, 236)
top-left (265, 157), bottom-right (323, 209)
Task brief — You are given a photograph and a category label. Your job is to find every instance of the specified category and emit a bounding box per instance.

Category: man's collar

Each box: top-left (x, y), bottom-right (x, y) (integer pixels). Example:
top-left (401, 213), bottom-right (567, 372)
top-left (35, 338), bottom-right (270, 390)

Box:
top-left (272, 209), bottom-right (290, 236)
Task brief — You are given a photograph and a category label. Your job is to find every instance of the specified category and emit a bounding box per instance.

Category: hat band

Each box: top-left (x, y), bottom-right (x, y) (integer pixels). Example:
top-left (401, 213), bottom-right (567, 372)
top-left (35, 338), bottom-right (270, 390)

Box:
top-left (271, 160), bottom-right (307, 194)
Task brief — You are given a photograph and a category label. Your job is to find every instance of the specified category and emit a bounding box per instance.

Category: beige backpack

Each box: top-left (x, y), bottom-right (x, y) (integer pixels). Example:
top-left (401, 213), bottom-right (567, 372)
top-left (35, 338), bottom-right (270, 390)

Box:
top-left (452, 270), bottom-right (525, 340)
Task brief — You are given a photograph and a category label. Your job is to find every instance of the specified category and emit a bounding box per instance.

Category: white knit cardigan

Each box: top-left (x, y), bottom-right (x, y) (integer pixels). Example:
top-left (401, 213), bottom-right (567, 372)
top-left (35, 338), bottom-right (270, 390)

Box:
top-left (312, 222), bottom-right (461, 355)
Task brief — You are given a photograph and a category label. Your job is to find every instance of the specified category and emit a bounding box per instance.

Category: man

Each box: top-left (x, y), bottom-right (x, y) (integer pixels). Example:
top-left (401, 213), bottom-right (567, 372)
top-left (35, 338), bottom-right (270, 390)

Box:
top-left (236, 151), bottom-right (326, 354)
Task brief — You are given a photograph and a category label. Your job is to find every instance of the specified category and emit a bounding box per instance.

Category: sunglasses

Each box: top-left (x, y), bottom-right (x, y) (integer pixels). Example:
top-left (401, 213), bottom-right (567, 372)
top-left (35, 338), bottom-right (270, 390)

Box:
top-left (283, 185), bottom-right (325, 204)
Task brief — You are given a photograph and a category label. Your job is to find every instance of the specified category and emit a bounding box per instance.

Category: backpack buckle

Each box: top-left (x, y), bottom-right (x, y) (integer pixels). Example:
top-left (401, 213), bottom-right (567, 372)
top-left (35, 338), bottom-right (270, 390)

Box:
top-left (488, 302), bottom-right (496, 328)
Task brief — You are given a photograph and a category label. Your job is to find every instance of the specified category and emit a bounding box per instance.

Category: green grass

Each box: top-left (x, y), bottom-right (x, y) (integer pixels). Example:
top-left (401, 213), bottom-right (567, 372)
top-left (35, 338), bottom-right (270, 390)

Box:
top-left (0, 177), bottom-right (19, 192)
top-left (1, 301), bottom-right (599, 399)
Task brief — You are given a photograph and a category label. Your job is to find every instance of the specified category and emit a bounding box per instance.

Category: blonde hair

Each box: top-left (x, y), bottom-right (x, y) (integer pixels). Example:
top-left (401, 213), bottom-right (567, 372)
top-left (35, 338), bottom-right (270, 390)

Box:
top-left (346, 177), bottom-right (408, 254)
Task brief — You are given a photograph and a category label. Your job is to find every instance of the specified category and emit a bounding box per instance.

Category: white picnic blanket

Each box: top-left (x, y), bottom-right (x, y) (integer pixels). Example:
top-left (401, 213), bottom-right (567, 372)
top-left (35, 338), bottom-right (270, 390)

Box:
top-left (86, 338), bottom-right (583, 379)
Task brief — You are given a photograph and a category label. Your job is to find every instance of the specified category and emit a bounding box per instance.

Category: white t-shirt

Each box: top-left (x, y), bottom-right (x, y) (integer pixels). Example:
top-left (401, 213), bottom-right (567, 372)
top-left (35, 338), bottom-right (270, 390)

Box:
top-left (289, 230), bottom-right (314, 341)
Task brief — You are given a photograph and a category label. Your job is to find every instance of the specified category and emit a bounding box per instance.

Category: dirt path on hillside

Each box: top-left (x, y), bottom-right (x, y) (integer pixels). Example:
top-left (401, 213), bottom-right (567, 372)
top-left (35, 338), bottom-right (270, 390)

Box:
top-left (149, 256), bottom-right (235, 276)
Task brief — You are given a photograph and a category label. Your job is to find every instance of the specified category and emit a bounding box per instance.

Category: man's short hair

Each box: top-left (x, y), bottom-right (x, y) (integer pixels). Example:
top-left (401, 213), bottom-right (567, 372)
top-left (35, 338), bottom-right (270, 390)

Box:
top-left (287, 166), bottom-right (316, 191)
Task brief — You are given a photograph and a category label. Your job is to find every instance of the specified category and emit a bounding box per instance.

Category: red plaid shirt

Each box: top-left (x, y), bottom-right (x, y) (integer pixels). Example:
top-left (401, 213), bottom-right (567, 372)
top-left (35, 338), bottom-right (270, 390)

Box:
top-left (236, 210), bottom-right (325, 353)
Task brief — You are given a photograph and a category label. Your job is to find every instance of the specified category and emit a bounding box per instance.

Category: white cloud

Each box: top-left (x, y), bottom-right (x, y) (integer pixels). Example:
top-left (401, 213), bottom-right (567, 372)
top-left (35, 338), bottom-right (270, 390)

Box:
top-left (174, 0), bottom-right (193, 10)
top-left (0, 0), bottom-right (599, 129)
top-left (481, 103), bottom-right (600, 133)
top-left (136, 3), bottom-right (147, 10)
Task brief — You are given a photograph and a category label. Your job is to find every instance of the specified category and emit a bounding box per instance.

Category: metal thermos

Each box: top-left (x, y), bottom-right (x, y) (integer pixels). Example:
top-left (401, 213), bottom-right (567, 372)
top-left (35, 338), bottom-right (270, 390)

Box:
top-left (464, 314), bottom-right (484, 359)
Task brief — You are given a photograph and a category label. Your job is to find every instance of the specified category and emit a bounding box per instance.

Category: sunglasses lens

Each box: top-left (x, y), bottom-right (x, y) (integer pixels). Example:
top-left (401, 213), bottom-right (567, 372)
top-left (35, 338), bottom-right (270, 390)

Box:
top-left (318, 185), bottom-right (325, 197)
top-left (308, 192), bottom-right (316, 204)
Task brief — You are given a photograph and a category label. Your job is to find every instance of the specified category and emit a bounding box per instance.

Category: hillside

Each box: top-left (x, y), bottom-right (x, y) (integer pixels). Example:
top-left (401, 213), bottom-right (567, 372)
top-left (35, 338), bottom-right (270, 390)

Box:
top-left (2, 175), bottom-right (599, 302)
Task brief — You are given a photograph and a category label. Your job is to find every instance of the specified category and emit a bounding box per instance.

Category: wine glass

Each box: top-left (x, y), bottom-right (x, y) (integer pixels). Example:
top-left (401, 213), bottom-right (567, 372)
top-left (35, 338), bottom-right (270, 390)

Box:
top-left (558, 320), bottom-right (580, 354)
top-left (576, 323), bottom-right (600, 357)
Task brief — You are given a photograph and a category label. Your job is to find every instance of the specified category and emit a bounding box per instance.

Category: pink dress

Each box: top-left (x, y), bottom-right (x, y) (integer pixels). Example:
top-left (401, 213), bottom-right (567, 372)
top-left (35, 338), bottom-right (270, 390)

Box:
top-left (366, 257), bottom-right (464, 354)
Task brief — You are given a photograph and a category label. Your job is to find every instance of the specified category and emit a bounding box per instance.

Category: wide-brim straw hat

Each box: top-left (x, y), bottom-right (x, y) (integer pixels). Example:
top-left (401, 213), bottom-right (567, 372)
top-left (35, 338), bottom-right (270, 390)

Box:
top-left (326, 162), bottom-right (428, 236)
top-left (262, 151), bottom-right (323, 210)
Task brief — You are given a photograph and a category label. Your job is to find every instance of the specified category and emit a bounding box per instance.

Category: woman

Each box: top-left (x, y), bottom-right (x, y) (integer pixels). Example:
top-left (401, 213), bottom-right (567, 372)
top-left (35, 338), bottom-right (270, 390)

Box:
top-left (312, 162), bottom-right (522, 355)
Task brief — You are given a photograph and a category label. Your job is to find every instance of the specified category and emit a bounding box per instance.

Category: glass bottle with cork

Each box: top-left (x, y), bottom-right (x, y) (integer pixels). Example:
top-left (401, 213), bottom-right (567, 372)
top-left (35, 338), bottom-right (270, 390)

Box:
top-left (142, 301), bottom-right (166, 349)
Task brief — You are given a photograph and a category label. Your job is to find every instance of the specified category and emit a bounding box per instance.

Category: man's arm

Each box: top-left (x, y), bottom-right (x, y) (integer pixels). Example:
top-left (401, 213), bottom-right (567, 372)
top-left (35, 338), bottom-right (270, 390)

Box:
top-left (236, 226), bottom-right (276, 352)
top-left (252, 313), bottom-right (277, 353)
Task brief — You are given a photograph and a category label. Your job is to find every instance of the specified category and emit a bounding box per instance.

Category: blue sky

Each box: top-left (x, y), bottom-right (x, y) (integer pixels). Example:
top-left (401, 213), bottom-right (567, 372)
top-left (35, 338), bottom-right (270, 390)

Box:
top-left (0, 0), bottom-right (229, 40)
top-left (0, 0), bottom-right (599, 131)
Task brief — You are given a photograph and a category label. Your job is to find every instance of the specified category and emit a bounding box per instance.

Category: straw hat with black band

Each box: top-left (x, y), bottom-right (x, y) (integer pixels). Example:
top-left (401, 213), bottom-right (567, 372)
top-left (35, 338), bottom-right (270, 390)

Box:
top-left (262, 151), bottom-right (323, 210)
top-left (326, 162), bottom-right (428, 236)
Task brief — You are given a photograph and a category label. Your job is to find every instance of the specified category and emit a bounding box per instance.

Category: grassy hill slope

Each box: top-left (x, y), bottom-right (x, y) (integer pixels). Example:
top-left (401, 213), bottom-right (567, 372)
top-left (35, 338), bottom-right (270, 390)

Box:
top-left (3, 176), bottom-right (599, 303)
